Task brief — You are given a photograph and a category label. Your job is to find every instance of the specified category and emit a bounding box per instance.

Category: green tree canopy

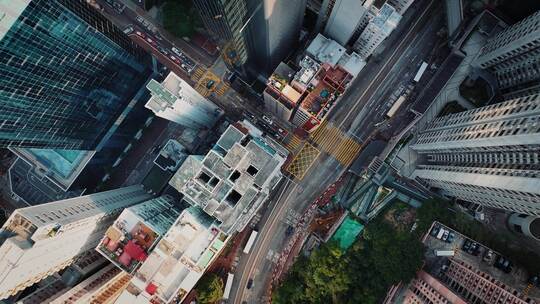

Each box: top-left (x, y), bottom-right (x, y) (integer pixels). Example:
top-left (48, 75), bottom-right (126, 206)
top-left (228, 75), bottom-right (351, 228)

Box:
top-left (273, 221), bottom-right (425, 304)
top-left (196, 273), bottom-right (223, 304)
top-left (162, 0), bottom-right (200, 38)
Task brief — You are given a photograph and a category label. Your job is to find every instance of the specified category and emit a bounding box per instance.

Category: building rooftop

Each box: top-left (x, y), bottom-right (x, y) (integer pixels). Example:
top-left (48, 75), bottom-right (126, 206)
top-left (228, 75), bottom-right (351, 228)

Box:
top-left (372, 3), bottom-right (401, 35)
top-left (10, 148), bottom-right (94, 191)
top-left (153, 139), bottom-right (186, 172)
top-left (337, 52), bottom-right (366, 78)
top-left (117, 207), bottom-right (227, 304)
top-left (96, 196), bottom-right (181, 274)
top-left (422, 221), bottom-right (540, 301)
top-left (169, 123), bottom-right (286, 234)
top-left (8, 158), bottom-right (84, 206)
top-left (306, 33), bottom-right (347, 67)
top-left (145, 72), bottom-right (223, 128)
top-left (293, 56), bottom-right (321, 90)
top-left (299, 64), bottom-right (352, 119)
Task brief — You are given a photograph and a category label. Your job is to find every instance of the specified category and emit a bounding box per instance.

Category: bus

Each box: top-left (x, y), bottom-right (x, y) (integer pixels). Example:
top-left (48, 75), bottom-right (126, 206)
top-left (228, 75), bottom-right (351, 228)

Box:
top-left (243, 230), bottom-right (258, 254)
top-left (223, 273), bottom-right (234, 300)
top-left (413, 61), bottom-right (428, 82)
top-left (386, 95), bottom-right (406, 118)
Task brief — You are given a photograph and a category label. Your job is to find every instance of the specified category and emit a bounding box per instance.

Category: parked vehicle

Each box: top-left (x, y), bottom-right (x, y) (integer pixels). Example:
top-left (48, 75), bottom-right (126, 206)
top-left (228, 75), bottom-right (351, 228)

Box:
top-left (483, 250), bottom-right (494, 262)
top-left (462, 239), bottom-right (472, 251)
top-left (135, 31), bottom-right (145, 38)
top-left (436, 228), bottom-right (445, 240)
top-left (441, 230), bottom-right (450, 242)
top-left (171, 47), bottom-right (183, 57)
top-left (446, 232), bottom-right (455, 243)
top-left (495, 256), bottom-right (512, 273)
top-left (435, 250), bottom-right (455, 257)
top-left (247, 278), bottom-right (254, 289)
top-left (262, 115), bottom-right (273, 125)
top-left (123, 26), bottom-right (134, 34)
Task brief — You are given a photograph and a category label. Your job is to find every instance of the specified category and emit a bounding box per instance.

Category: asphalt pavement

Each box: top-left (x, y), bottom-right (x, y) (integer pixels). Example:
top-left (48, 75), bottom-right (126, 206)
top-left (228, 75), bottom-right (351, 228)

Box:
top-left (229, 0), bottom-right (447, 303)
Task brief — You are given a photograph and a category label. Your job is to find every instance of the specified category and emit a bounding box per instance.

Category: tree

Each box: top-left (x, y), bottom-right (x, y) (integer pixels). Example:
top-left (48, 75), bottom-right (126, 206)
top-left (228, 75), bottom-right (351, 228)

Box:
top-left (162, 0), bottom-right (200, 38)
top-left (196, 273), bottom-right (223, 304)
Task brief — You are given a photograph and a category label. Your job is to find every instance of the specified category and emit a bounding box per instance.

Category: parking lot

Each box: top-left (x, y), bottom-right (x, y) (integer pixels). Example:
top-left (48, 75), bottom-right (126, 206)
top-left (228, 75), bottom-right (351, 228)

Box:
top-left (423, 222), bottom-right (539, 299)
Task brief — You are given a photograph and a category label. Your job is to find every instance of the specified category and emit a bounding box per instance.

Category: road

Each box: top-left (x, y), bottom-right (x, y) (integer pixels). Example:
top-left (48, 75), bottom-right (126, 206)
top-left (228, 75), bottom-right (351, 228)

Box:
top-left (230, 0), bottom-right (445, 303)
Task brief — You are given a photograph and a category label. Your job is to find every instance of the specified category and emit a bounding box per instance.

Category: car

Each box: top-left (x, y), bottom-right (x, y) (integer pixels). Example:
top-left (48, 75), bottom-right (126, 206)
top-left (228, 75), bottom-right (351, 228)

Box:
top-left (441, 230), bottom-right (450, 242)
top-left (145, 37), bottom-right (157, 46)
top-left (135, 31), bottom-right (145, 38)
top-left (446, 232), bottom-right (455, 243)
top-left (244, 112), bottom-right (256, 120)
top-left (157, 46), bottom-right (169, 55)
top-left (169, 55), bottom-right (181, 64)
top-left (262, 115), bottom-right (273, 125)
top-left (483, 250), bottom-right (494, 262)
top-left (206, 80), bottom-right (216, 89)
top-left (171, 47), bottom-right (183, 57)
top-left (277, 128), bottom-right (288, 137)
top-left (136, 15), bottom-right (144, 23)
top-left (430, 226), bottom-right (440, 237)
top-left (462, 239), bottom-right (472, 251)
top-left (247, 279), bottom-right (254, 289)
top-left (154, 33), bottom-right (163, 41)
top-left (467, 242), bottom-right (480, 255)
top-left (495, 256), bottom-right (512, 273)
top-left (123, 26), bottom-right (134, 34)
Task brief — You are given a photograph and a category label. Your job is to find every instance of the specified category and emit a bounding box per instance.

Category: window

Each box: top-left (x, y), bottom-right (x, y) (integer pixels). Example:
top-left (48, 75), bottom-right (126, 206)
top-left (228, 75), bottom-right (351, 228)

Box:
top-left (246, 165), bottom-right (258, 176)
top-left (229, 170), bottom-right (241, 182)
top-left (198, 172), bottom-right (211, 183)
top-left (225, 190), bottom-right (242, 206)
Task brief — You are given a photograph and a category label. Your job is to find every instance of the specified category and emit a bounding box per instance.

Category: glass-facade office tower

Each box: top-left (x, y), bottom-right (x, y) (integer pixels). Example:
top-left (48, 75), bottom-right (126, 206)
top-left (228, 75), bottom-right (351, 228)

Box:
top-left (0, 0), bottom-right (151, 150)
top-left (193, 0), bottom-right (306, 78)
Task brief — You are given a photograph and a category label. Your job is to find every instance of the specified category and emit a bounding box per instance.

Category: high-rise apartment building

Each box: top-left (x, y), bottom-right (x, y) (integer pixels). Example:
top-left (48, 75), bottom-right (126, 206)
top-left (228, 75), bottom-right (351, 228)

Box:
top-left (411, 92), bottom-right (540, 216)
top-left (193, 0), bottom-right (306, 77)
top-left (115, 122), bottom-right (288, 304)
top-left (475, 10), bottom-right (540, 92)
top-left (353, 3), bottom-right (402, 59)
top-left (0, 185), bottom-right (152, 299)
top-left (385, 0), bottom-right (415, 15)
top-left (145, 72), bottom-right (223, 129)
top-left (169, 122), bottom-right (287, 234)
top-left (0, 0), bottom-right (151, 150)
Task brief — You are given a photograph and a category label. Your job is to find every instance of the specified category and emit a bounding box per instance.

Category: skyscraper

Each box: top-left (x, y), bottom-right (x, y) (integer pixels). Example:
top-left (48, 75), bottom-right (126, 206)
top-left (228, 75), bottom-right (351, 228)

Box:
top-left (411, 92), bottom-right (540, 216)
top-left (0, 0), bottom-right (151, 150)
top-left (193, 0), bottom-right (306, 77)
top-left (0, 185), bottom-right (152, 299)
top-left (353, 3), bottom-right (401, 59)
top-left (323, 0), bottom-right (368, 45)
top-left (475, 10), bottom-right (540, 93)
top-left (145, 72), bottom-right (223, 129)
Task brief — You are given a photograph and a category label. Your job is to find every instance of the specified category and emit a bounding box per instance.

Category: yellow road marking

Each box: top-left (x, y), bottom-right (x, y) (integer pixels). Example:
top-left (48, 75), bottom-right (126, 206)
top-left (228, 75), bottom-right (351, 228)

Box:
top-left (310, 121), bottom-right (361, 166)
top-left (286, 143), bottom-right (320, 180)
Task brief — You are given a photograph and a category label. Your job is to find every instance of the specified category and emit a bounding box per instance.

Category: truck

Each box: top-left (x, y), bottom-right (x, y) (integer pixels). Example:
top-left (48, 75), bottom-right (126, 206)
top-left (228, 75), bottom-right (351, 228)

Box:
top-left (222, 273), bottom-right (234, 300)
top-left (436, 228), bottom-right (445, 240)
top-left (386, 95), bottom-right (406, 118)
top-left (413, 61), bottom-right (428, 82)
top-left (435, 250), bottom-right (455, 257)
top-left (243, 230), bottom-right (258, 254)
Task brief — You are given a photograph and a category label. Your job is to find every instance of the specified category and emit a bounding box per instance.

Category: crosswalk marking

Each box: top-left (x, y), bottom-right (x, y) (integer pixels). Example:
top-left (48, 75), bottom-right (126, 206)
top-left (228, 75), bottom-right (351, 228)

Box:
top-left (285, 134), bottom-right (303, 152)
top-left (310, 121), bottom-right (362, 167)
